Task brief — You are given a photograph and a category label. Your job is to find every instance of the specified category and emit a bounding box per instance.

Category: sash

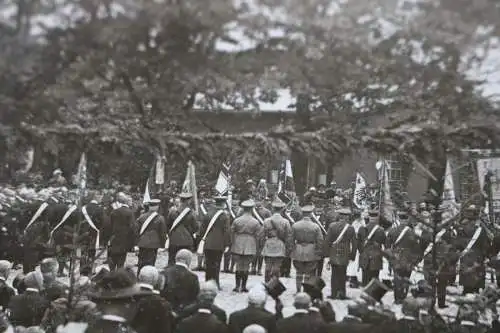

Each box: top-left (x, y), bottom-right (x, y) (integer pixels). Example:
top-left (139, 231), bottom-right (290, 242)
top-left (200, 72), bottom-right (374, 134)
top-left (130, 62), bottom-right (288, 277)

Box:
top-left (423, 228), bottom-right (447, 257)
top-left (226, 201), bottom-right (235, 219)
top-left (139, 212), bottom-right (159, 236)
top-left (284, 211), bottom-right (295, 224)
top-left (196, 210), bottom-right (224, 254)
top-left (252, 208), bottom-right (264, 225)
top-left (394, 226), bottom-right (410, 247)
top-left (49, 205), bottom-right (77, 239)
top-left (311, 213), bottom-right (327, 235)
top-left (364, 225), bottom-right (381, 247)
top-left (332, 224), bottom-right (350, 245)
top-left (460, 227), bottom-right (482, 257)
top-left (24, 202), bottom-right (49, 232)
top-left (200, 204), bottom-right (208, 216)
top-left (82, 205), bottom-right (100, 249)
top-left (165, 207), bottom-right (191, 248)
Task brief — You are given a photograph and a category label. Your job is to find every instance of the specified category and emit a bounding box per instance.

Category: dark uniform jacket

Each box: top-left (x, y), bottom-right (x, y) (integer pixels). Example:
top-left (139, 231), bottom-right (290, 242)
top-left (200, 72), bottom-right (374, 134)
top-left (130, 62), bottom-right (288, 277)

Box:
top-left (291, 217), bottom-right (323, 262)
top-left (231, 213), bottom-right (263, 256)
top-left (166, 207), bottom-right (198, 248)
top-left (22, 201), bottom-right (51, 249)
top-left (198, 208), bottom-right (231, 251)
top-left (358, 222), bottom-right (386, 271)
top-left (276, 311), bottom-right (326, 333)
top-left (131, 293), bottom-right (174, 333)
top-left (161, 263), bottom-right (200, 313)
top-left (47, 203), bottom-right (80, 248)
top-left (102, 205), bottom-right (137, 254)
top-left (7, 290), bottom-right (49, 327)
top-left (324, 222), bottom-right (356, 266)
top-left (228, 306), bottom-right (276, 333)
top-left (175, 310), bottom-right (229, 333)
top-left (261, 213), bottom-right (293, 258)
top-left (136, 212), bottom-right (167, 249)
top-left (420, 228), bottom-right (459, 278)
top-left (386, 224), bottom-right (421, 272)
top-left (81, 202), bottom-right (106, 249)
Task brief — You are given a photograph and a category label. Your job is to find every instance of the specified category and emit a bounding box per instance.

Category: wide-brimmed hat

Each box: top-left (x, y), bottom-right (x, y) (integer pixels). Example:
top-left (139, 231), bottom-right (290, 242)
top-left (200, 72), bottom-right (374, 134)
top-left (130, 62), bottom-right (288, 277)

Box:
top-left (241, 199), bottom-right (256, 208)
top-left (263, 277), bottom-right (286, 300)
top-left (271, 199), bottom-right (286, 209)
top-left (301, 205), bottom-right (314, 213)
top-left (89, 283), bottom-right (153, 300)
top-left (147, 199), bottom-right (161, 206)
top-left (179, 192), bottom-right (193, 200)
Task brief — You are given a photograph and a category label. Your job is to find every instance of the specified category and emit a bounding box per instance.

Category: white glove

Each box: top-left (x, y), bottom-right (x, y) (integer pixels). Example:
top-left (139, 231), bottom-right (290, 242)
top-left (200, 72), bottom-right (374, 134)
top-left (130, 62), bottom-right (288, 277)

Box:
top-left (133, 246), bottom-right (139, 252)
top-left (224, 247), bottom-right (230, 253)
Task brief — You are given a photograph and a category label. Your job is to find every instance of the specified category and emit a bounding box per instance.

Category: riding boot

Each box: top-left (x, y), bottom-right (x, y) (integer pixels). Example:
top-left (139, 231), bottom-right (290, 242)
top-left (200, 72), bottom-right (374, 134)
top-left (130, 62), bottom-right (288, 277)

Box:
top-left (257, 256), bottom-right (263, 275)
top-left (233, 271), bottom-right (241, 292)
top-left (241, 272), bottom-right (249, 292)
top-left (264, 270), bottom-right (271, 283)
top-left (295, 275), bottom-right (303, 294)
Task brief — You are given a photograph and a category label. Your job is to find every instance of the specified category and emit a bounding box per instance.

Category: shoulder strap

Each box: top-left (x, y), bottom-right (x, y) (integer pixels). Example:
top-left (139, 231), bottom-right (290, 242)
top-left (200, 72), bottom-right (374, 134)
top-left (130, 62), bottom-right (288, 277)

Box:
top-left (332, 224), bottom-right (350, 245)
top-left (169, 207), bottom-right (191, 233)
top-left (50, 205), bottom-right (78, 237)
top-left (139, 212), bottom-right (159, 236)
top-left (252, 207), bottom-right (264, 225)
top-left (82, 205), bottom-right (101, 248)
top-left (460, 227), bottom-right (482, 257)
top-left (24, 202), bottom-right (49, 232)
top-left (200, 210), bottom-right (224, 241)
top-left (394, 226), bottom-right (410, 247)
top-left (364, 225), bottom-right (381, 246)
top-left (423, 228), bottom-right (447, 257)
top-left (311, 213), bottom-right (327, 234)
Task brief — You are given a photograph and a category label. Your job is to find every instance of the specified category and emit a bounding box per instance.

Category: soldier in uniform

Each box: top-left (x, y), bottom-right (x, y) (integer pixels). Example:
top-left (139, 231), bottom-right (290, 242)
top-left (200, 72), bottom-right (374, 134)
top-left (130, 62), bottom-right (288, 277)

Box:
top-left (357, 209), bottom-right (386, 285)
top-left (165, 192), bottom-right (199, 266)
top-left (386, 211), bottom-right (421, 303)
top-left (261, 199), bottom-right (292, 282)
top-left (324, 208), bottom-right (356, 300)
top-left (290, 205), bottom-right (324, 293)
top-left (80, 196), bottom-right (106, 272)
top-left (455, 205), bottom-right (491, 294)
top-left (198, 195), bottom-right (231, 289)
top-left (250, 200), bottom-right (271, 276)
top-left (231, 199), bottom-right (263, 293)
top-left (136, 199), bottom-right (167, 271)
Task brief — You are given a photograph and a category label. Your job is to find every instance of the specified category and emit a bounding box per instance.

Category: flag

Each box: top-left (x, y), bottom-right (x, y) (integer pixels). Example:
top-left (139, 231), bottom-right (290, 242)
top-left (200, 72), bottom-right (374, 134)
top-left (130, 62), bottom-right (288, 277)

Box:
top-left (182, 160), bottom-right (199, 215)
top-left (381, 161), bottom-right (396, 226)
top-left (277, 159), bottom-right (296, 204)
top-left (142, 156), bottom-right (165, 204)
top-left (353, 172), bottom-right (368, 209)
top-left (215, 162), bottom-right (231, 195)
top-left (441, 159), bottom-right (459, 216)
top-left (76, 152), bottom-right (87, 191)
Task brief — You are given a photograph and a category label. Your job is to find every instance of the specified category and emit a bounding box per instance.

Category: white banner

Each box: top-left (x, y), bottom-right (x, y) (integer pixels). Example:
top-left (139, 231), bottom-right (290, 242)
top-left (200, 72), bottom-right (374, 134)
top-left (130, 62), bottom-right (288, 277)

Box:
top-left (477, 158), bottom-right (500, 212)
top-left (155, 157), bottom-right (165, 185)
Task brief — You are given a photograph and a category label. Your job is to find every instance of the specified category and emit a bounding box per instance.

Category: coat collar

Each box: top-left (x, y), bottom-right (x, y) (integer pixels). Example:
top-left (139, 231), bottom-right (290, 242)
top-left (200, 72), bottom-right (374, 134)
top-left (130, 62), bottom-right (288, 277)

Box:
top-left (25, 288), bottom-right (39, 293)
top-left (175, 262), bottom-right (189, 269)
top-left (294, 309), bottom-right (309, 315)
top-left (198, 308), bottom-right (211, 314)
top-left (102, 314), bottom-right (127, 323)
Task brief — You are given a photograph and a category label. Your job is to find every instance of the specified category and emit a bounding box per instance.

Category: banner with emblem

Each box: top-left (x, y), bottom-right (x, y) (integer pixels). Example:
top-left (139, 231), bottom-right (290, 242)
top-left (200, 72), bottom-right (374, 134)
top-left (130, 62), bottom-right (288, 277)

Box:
top-left (76, 152), bottom-right (87, 192)
top-left (182, 160), bottom-right (199, 216)
top-left (353, 172), bottom-right (367, 209)
top-left (142, 155), bottom-right (165, 204)
top-left (277, 159), bottom-right (296, 206)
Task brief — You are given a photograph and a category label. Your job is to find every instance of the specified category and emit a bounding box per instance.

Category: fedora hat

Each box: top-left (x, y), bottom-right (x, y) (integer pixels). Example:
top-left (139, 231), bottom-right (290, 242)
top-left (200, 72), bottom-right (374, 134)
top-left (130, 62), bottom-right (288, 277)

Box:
top-left (241, 199), bottom-right (256, 208)
top-left (179, 192), bottom-right (193, 200)
top-left (263, 277), bottom-right (286, 300)
top-left (361, 278), bottom-right (391, 304)
top-left (90, 283), bottom-right (153, 300)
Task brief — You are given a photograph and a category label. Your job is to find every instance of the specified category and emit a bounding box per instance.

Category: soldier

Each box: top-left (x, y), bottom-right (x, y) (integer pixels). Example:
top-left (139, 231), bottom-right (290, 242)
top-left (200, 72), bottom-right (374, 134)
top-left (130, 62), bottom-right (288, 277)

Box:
top-left (231, 199), bottom-right (263, 293)
top-left (324, 208), bottom-right (356, 300)
top-left (261, 199), bottom-right (292, 282)
top-left (357, 209), bottom-right (386, 285)
top-left (291, 205), bottom-right (323, 293)
top-left (102, 193), bottom-right (137, 271)
top-left (80, 195), bottom-right (106, 272)
top-left (312, 206), bottom-right (328, 277)
top-left (279, 205), bottom-right (298, 278)
top-left (386, 211), bottom-right (421, 303)
top-left (136, 199), bottom-right (167, 271)
top-left (197, 195), bottom-right (231, 289)
top-left (165, 192), bottom-right (199, 266)
top-left (455, 205), bottom-right (491, 294)
top-left (250, 200), bottom-right (271, 276)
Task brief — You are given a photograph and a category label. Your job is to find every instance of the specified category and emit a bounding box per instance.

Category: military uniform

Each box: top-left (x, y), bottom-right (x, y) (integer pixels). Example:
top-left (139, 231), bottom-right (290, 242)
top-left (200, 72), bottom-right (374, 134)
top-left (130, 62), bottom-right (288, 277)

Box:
top-left (261, 200), bottom-right (292, 282)
top-left (291, 205), bottom-right (324, 293)
top-left (21, 200), bottom-right (51, 273)
top-left (386, 220), bottom-right (421, 303)
top-left (136, 200), bottom-right (167, 271)
top-left (198, 196), bottom-right (231, 289)
top-left (80, 200), bottom-right (106, 272)
top-left (231, 200), bottom-right (263, 292)
top-left (250, 203), bottom-right (271, 275)
top-left (323, 209), bottom-right (356, 299)
top-left (357, 212), bottom-right (385, 285)
top-left (165, 193), bottom-right (198, 266)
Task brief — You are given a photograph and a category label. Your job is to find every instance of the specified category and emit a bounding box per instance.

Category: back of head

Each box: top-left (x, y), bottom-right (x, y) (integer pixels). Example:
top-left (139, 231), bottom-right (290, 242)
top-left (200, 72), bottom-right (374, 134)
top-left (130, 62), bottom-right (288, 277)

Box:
top-left (0, 260), bottom-right (12, 278)
top-left (243, 324), bottom-right (267, 333)
top-left (198, 280), bottom-right (218, 307)
top-left (248, 286), bottom-right (267, 307)
top-left (40, 257), bottom-right (59, 274)
top-left (175, 249), bottom-right (192, 266)
top-left (24, 271), bottom-right (44, 291)
top-left (138, 266), bottom-right (159, 287)
top-left (294, 292), bottom-right (311, 310)
top-left (95, 268), bottom-right (137, 294)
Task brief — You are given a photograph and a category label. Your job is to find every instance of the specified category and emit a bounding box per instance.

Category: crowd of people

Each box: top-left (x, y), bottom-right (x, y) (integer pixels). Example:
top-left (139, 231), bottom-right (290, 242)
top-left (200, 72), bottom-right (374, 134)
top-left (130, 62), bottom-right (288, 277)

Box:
top-left (0, 171), bottom-right (499, 332)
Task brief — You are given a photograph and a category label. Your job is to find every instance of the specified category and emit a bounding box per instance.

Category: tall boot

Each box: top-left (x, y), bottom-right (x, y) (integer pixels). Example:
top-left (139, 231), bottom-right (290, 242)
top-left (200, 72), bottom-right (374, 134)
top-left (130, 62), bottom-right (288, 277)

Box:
top-left (264, 270), bottom-right (270, 283)
top-left (257, 256), bottom-right (263, 276)
top-left (241, 272), bottom-right (249, 292)
top-left (295, 274), bottom-right (303, 294)
top-left (233, 271), bottom-right (241, 292)
top-left (223, 253), bottom-right (230, 273)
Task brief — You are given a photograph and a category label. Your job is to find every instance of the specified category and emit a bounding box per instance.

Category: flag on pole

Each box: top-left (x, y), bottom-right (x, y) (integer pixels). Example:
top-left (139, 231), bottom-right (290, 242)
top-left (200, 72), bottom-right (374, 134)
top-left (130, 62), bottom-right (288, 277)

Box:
top-left (182, 160), bottom-right (199, 215)
top-left (381, 161), bottom-right (396, 226)
top-left (215, 162), bottom-right (231, 195)
top-left (441, 159), bottom-right (458, 216)
top-left (277, 159), bottom-right (296, 204)
top-left (76, 152), bottom-right (87, 191)
top-left (142, 156), bottom-right (165, 204)
top-left (353, 172), bottom-right (368, 209)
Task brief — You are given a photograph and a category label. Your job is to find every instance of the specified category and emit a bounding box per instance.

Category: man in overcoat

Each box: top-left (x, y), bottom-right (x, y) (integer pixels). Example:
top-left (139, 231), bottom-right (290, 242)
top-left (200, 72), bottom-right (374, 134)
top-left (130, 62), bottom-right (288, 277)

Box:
top-left (357, 210), bottom-right (385, 285)
top-left (136, 199), bottom-right (167, 271)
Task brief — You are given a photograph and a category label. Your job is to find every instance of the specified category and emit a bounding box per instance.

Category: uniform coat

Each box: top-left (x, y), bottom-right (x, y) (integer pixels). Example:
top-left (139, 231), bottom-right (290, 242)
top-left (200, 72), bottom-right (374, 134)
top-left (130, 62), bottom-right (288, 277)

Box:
top-left (386, 224), bottom-right (421, 272)
top-left (261, 213), bottom-right (292, 258)
top-left (22, 201), bottom-right (52, 272)
top-left (136, 212), bottom-right (167, 249)
top-left (199, 209), bottom-right (231, 251)
top-left (357, 221), bottom-right (385, 284)
top-left (228, 306), bottom-right (277, 333)
top-left (175, 310), bottom-right (229, 333)
top-left (102, 205), bottom-right (137, 270)
top-left (166, 207), bottom-right (198, 248)
top-left (324, 222), bottom-right (356, 266)
top-left (231, 213), bottom-right (263, 256)
top-left (47, 203), bottom-right (80, 247)
top-left (81, 202), bottom-right (106, 249)
top-left (161, 263), bottom-right (200, 313)
top-left (291, 217), bottom-right (324, 262)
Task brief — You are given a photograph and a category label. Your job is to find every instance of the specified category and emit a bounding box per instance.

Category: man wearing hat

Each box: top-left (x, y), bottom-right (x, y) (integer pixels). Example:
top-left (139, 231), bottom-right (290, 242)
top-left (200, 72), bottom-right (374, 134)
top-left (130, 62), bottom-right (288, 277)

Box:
top-left (324, 208), bottom-right (356, 300)
top-left (261, 199), bottom-right (292, 282)
top-left (302, 276), bottom-right (336, 323)
top-left (197, 195), bottom-right (231, 289)
top-left (102, 193), bottom-right (137, 271)
top-left (386, 210), bottom-right (421, 303)
top-left (357, 209), bottom-right (386, 286)
top-left (165, 192), bottom-right (199, 266)
top-left (456, 204), bottom-right (491, 295)
top-left (48, 169), bottom-right (67, 188)
top-left (290, 205), bottom-right (324, 293)
top-left (231, 199), bottom-right (263, 292)
top-left (240, 180), bottom-right (256, 202)
top-left (136, 198), bottom-right (167, 271)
